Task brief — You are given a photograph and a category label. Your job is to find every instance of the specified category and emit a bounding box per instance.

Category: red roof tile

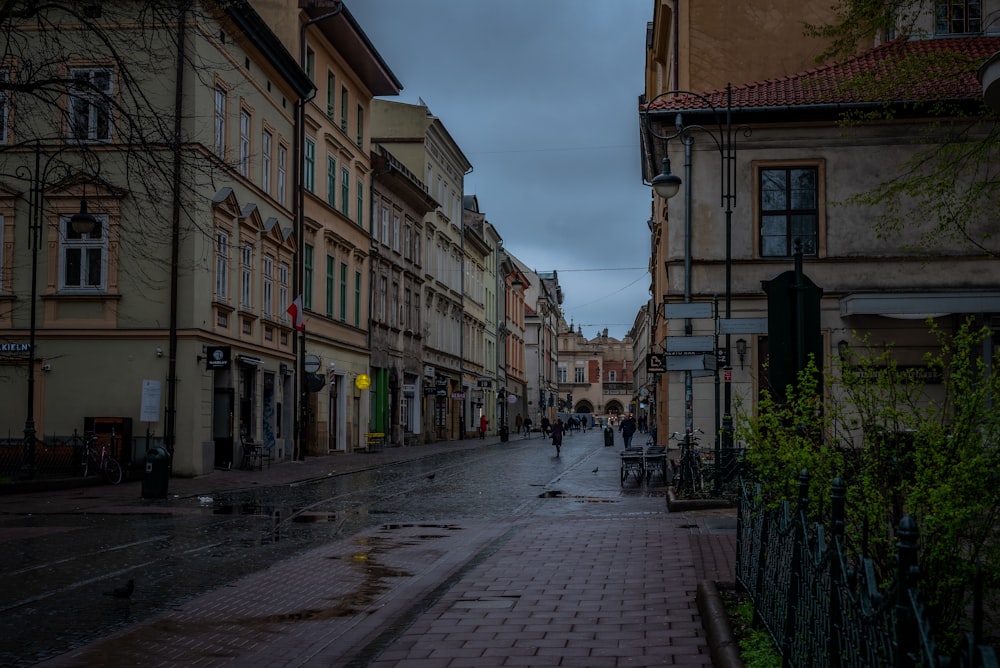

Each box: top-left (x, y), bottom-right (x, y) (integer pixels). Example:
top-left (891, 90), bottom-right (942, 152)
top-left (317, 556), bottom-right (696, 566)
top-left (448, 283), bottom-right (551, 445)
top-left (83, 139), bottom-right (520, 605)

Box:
top-left (645, 36), bottom-right (1000, 111)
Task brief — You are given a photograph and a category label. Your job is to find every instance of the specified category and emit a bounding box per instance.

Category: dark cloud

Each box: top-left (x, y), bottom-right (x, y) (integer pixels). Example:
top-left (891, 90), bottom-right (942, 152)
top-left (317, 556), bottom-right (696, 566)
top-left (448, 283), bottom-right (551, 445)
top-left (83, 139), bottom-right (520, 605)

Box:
top-left (348, 0), bottom-right (652, 339)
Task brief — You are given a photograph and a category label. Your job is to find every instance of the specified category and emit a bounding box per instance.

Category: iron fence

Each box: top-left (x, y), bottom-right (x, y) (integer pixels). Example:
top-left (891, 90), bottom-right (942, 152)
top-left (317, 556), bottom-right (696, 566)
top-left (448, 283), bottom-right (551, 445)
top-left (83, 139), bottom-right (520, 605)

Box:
top-left (736, 470), bottom-right (998, 667)
top-left (0, 433), bottom-right (87, 481)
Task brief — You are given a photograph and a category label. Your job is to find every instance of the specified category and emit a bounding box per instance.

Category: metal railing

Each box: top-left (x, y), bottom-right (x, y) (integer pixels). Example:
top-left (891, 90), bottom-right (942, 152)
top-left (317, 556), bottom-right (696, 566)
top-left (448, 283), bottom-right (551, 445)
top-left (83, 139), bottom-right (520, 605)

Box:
top-left (0, 433), bottom-right (87, 481)
top-left (736, 470), bottom-right (998, 667)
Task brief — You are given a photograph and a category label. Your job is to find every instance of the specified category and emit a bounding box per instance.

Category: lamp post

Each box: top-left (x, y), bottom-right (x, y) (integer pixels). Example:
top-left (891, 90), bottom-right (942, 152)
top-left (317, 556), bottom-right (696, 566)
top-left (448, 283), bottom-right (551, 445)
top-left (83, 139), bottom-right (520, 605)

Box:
top-left (16, 143), bottom-right (98, 479)
top-left (643, 84), bottom-right (738, 490)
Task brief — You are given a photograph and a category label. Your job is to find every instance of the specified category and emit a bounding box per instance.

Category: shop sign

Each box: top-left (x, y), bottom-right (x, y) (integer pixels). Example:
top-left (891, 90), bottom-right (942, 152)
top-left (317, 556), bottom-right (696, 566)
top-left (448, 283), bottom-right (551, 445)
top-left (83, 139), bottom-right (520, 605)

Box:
top-left (403, 383), bottom-right (416, 397)
top-left (205, 346), bottom-right (230, 370)
top-left (451, 391), bottom-right (465, 400)
top-left (0, 342), bottom-right (31, 353)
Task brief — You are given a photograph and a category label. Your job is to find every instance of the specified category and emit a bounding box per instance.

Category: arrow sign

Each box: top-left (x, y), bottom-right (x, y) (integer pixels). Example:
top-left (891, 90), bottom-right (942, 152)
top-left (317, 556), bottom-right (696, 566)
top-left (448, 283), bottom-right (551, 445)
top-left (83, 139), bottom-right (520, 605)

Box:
top-left (664, 353), bottom-right (717, 371)
top-left (719, 318), bottom-right (769, 335)
top-left (664, 303), bottom-right (713, 319)
top-left (665, 336), bottom-right (715, 353)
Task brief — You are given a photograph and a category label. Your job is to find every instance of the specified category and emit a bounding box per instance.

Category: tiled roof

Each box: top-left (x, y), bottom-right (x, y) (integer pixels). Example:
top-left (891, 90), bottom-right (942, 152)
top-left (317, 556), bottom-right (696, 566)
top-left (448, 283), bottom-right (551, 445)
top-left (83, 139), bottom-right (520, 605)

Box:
top-left (645, 35), bottom-right (1000, 112)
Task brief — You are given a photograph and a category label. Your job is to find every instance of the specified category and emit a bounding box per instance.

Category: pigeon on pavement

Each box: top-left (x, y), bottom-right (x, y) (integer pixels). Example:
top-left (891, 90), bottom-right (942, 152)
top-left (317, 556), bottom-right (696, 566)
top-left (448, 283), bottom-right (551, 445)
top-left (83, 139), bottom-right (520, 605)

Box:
top-left (103, 578), bottom-right (134, 599)
top-left (592, 467), bottom-right (599, 474)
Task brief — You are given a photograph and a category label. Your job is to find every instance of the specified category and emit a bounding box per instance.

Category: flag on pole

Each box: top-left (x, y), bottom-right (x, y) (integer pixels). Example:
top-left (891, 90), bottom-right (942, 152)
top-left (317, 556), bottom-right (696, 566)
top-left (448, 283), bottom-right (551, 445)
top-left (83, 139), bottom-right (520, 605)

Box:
top-left (286, 296), bottom-right (305, 331)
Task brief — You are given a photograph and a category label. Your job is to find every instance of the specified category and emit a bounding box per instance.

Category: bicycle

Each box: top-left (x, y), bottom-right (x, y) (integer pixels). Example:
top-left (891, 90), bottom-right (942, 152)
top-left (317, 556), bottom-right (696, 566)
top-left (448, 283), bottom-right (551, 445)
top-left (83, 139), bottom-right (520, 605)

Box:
top-left (81, 432), bottom-right (123, 485)
top-left (669, 429), bottom-right (706, 494)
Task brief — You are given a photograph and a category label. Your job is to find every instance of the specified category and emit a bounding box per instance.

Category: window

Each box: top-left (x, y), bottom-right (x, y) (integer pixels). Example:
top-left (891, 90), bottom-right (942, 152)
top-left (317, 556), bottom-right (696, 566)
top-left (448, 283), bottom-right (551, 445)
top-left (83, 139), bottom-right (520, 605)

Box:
top-left (340, 166), bottom-right (349, 216)
top-left (392, 280), bottom-right (399, 326)
top-left (759, 166), bottom-right (819, 257)
top-left (356, 179), bottom-right (363, 226)
top-left (404, 224), bottom-right (412, 260)
top-left (239, 109), bottom-right (251, 177)
top-left (326, 155), bottom-right (336, 207)
top-left (354, 270), bottom-right (361, 326)
top-left (305, 47), bottom-right (315, 81)
top-left (303, 243), bottom-right (313, 309)
top-left (262, 130), bottom-right (272, 194)
top-left (379, 275), bottom-right (387, 322)
top-left (937, 0), bottom-right (981, 33)
top-left (213, 85), bottom-right (226, 158)
top-left (339, 262), bottom-right (347, 321)
top-left (279, 261), bottom-right (289, 325)
top-left (69, 68), bottom-right (113, 141)
top-left (574, 366), bottom-right (585, 383)
top-left (381, 207), bottom-right (389, 244)
top-left (356, 104), bottom-right (363, 147)
top-left (326, 255), bottom-right (334, 317)
top-left (304, 138), bottom-right (315, 192)
top-left (60, 214), bottom-right (107, 291)
top-left (263, 255), bottom-right (274, 317)
top-left (326, 72), bottom-right (335, 118)
top-left (277, 144), bottom-right (288, 207)
top-left (240, 243), bottom-right (253, 309)
top-left (215, 230), bottom-right (229, 302)
top-left (609, 370), bottom-right (617, 382)
top-left (392, 214), bottom-right (400, 252)
top-left (404, 288), bottom-right (412, 329)
top-left (340, 85), bottom-right (348, 133)
top-left (557, 364), bottom-right (567, 383)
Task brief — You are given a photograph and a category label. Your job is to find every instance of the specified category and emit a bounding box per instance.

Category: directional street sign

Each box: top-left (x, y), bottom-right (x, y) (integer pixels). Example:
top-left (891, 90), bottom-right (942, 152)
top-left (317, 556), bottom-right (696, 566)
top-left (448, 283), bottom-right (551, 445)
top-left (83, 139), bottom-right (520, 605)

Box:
top-left (664, 353), bottom-right (717, 371)
top-left (665, 336), bottom-right (715, 353)
top-left (664, 303), bottom-right (713, 319)
top-left (719, 318), bottom-right (769, 335)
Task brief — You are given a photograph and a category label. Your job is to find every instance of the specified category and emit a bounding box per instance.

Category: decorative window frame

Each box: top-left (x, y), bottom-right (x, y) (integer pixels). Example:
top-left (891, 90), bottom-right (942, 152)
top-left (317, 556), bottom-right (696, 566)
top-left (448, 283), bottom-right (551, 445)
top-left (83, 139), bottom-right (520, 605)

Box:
top-left (751, 159), bottom-right (826, 259)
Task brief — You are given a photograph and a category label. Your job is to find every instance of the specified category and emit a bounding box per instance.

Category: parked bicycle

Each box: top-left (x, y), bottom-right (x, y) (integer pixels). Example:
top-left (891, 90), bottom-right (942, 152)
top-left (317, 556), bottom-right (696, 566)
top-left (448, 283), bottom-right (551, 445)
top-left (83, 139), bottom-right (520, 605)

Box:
top-left (669, 429), bottom-right (707, 494)
top-left (81, 432), bottom-right (123, 485)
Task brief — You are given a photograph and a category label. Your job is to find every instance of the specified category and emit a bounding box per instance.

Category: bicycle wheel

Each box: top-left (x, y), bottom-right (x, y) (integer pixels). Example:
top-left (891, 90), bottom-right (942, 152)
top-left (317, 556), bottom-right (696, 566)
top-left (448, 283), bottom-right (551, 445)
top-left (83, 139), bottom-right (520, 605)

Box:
top-left (103, 457), bottom-right (123, 485)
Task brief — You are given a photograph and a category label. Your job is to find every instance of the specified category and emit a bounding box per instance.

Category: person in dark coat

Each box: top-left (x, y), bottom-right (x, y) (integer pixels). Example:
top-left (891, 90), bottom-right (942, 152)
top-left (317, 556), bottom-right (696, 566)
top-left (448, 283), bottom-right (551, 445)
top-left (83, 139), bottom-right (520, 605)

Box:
top-left (540, 416), bottom-right (551, 437)
top-left (619, 414), bottom-right (638, 448)
top-left (551, 417), bottom-right (564, 455)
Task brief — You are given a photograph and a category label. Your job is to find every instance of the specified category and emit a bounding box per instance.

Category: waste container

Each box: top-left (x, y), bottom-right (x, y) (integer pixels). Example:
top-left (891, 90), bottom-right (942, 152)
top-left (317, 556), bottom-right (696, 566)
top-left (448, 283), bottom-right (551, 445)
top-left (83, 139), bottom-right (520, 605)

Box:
top-left (604, 426), bottom-right (614, 447)
top-left (141, 446), bottom-right (170, 499)
top-left (500, 425), bottom-right (509, 442)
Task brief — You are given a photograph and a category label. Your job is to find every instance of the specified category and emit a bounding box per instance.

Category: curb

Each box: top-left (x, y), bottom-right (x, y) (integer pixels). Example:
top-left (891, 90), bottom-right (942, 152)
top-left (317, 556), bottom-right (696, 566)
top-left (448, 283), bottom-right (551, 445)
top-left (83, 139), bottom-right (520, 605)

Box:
top-left (697, 580), bottom-right (745, 668)
top-left (666, 487), bottom-right (735, 512)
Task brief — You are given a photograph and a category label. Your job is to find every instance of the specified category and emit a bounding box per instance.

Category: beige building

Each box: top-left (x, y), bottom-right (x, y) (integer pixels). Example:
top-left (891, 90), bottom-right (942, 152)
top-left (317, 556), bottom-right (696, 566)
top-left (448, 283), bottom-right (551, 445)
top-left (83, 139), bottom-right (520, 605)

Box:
top-left (643, 6), bottom-right (1000, 445)
top-left (557, 324), bottom-right (636, 426)
top-left (0, 2), bottom-right (312, 476)
top-left (253, 2), bottom-right (405, 456)
top-left (371, 99), bottom-right (472, 441)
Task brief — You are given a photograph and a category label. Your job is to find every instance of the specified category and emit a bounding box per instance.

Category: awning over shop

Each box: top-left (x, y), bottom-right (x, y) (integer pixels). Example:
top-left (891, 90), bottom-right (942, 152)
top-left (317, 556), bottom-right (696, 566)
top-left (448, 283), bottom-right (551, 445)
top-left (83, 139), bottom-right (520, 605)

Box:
top-left (840, 292), bottom-right (1000, 319)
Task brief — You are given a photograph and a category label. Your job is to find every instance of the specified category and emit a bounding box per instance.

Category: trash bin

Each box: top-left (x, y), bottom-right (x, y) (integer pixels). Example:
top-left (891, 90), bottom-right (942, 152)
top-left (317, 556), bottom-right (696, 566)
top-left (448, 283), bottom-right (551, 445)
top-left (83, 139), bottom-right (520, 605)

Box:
top-left (604, 426), bottom-right (614, 447)
top-left (500, 425), bottom-right (509, 442)
top-left (141, 446), bottom-right (170, 499)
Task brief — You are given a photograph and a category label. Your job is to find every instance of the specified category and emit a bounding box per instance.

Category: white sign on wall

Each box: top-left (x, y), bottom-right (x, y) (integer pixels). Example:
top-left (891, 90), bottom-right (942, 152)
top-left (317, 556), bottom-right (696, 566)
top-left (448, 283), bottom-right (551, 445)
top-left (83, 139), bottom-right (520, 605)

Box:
top-left (140, 379), bottom-right (161, 423)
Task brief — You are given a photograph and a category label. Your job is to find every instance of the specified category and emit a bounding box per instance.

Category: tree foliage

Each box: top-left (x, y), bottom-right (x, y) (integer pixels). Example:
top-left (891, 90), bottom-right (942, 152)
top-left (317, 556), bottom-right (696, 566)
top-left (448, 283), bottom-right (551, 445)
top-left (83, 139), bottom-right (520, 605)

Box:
top-left (737, 320), bottom-right (1000, 650)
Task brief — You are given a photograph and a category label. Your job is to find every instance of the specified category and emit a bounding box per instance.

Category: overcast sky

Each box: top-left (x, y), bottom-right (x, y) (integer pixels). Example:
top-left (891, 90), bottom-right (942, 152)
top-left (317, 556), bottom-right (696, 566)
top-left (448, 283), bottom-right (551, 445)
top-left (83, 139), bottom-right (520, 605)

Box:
top-left (347, 0), bottom-right (653, 341)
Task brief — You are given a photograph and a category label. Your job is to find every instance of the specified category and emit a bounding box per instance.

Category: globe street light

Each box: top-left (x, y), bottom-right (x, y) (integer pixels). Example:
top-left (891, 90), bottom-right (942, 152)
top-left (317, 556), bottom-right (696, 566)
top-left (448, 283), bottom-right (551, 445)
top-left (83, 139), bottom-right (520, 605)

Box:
top-left (642, 84), bottom-right (739, 491)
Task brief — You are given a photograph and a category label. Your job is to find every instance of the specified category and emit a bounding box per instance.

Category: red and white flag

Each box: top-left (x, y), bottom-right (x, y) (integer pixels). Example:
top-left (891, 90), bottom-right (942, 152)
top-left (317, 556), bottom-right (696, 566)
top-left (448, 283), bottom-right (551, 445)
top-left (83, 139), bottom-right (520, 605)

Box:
top-left (286, 296), bottom-right (305, 331)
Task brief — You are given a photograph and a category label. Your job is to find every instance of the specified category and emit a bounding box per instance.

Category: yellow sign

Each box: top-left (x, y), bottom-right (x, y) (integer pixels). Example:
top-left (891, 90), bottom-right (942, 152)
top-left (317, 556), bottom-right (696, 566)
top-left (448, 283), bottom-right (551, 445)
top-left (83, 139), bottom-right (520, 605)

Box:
top-left (354, 373), bottom-right (371, 390)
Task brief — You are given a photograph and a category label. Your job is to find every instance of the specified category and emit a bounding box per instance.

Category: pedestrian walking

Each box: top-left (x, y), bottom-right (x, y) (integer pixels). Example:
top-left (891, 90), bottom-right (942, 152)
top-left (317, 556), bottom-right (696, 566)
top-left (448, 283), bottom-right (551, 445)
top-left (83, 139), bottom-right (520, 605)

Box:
top-left (523, 416), bottom-right (532, 438)
top-left (514, 413), bottom-right (523, 435)
top-left (551, 417), bottom-right (564, 456)
top-left (540, 416), bottom-right (551, 437)
top-left (619, 413), bottom-right (637, 448)
top-left (479, 415), bottom-right (488, 440)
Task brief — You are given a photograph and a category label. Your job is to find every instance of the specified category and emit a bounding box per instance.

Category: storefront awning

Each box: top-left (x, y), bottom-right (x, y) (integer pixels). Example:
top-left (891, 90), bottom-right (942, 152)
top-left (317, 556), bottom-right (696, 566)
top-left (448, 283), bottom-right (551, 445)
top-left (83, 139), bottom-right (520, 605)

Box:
top-left (840, 292), bottom-right (1000, 319)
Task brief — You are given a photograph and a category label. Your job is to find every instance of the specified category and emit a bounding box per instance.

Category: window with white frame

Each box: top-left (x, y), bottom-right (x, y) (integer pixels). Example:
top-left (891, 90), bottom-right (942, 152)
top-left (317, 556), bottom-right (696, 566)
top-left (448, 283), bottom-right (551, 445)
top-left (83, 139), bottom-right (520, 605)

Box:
top-left (279, 261), bottom-right (289, 324)
top-left (263, 254), bottom-right (274, 317)
top-left (403, 224), bottom-right (411, 260)
top-left (392, 214), bottom-right (400, 253)
top-left (277, 144), bottom-right (287, 207)
top-left (215, 230), bottom-right (229, 302)
top-left (60, 213), bottom-right (108, 291)
top-left (213, 85), bottom-right (226, 159)
top-left (262, 130), bottom-right (272, 194)
top-left (326, 155), bottom-right (336, 208)
top-left (609, 370), bottom-right (617, 382)
top-left (381, 207), bottom-right (389, 245)
top-left (378, 275), bottom-right (387, 322)
top-left (937, 0), bottom-right (981, 33)
top-left (240, 243), bottom-right (253, 310)
top-left (392, 280), bottom-right (399, 326)
top-left (69, 67), bottom-right (113, 141)
top-left (557, 363), bottom-right (567, 383)
top-left (239, 109), bottom-right (251, 177)
top-left (574, 366), bottom-right (585, 383)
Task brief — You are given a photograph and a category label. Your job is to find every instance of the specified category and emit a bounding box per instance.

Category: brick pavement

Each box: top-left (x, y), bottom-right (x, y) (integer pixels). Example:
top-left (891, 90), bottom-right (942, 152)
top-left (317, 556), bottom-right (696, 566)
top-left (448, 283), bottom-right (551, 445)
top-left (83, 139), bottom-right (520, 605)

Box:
top-left (13, 435), bottom-right (739, 667)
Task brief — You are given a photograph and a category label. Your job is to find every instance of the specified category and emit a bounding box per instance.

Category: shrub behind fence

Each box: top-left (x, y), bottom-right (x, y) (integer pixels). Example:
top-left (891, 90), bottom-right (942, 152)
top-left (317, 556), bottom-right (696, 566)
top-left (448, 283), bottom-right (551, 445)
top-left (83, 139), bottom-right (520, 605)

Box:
top-left (736, 470), bottom-right (998, 667)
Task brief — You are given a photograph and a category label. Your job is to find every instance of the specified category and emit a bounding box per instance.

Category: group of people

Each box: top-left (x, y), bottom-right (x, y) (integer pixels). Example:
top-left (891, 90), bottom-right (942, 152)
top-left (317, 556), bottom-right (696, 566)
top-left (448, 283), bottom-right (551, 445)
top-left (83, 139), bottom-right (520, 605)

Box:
top-left (485, 412), bottom-right (647, 450)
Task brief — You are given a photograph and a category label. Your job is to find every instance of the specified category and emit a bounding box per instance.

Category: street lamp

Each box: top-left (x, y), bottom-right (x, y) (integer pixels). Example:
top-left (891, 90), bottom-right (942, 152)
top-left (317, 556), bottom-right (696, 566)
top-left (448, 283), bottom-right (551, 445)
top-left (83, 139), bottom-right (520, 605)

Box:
top-left (643, 84), bottom-right (739, 488)
top-left (16, 144), bottom-right (98, 478)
